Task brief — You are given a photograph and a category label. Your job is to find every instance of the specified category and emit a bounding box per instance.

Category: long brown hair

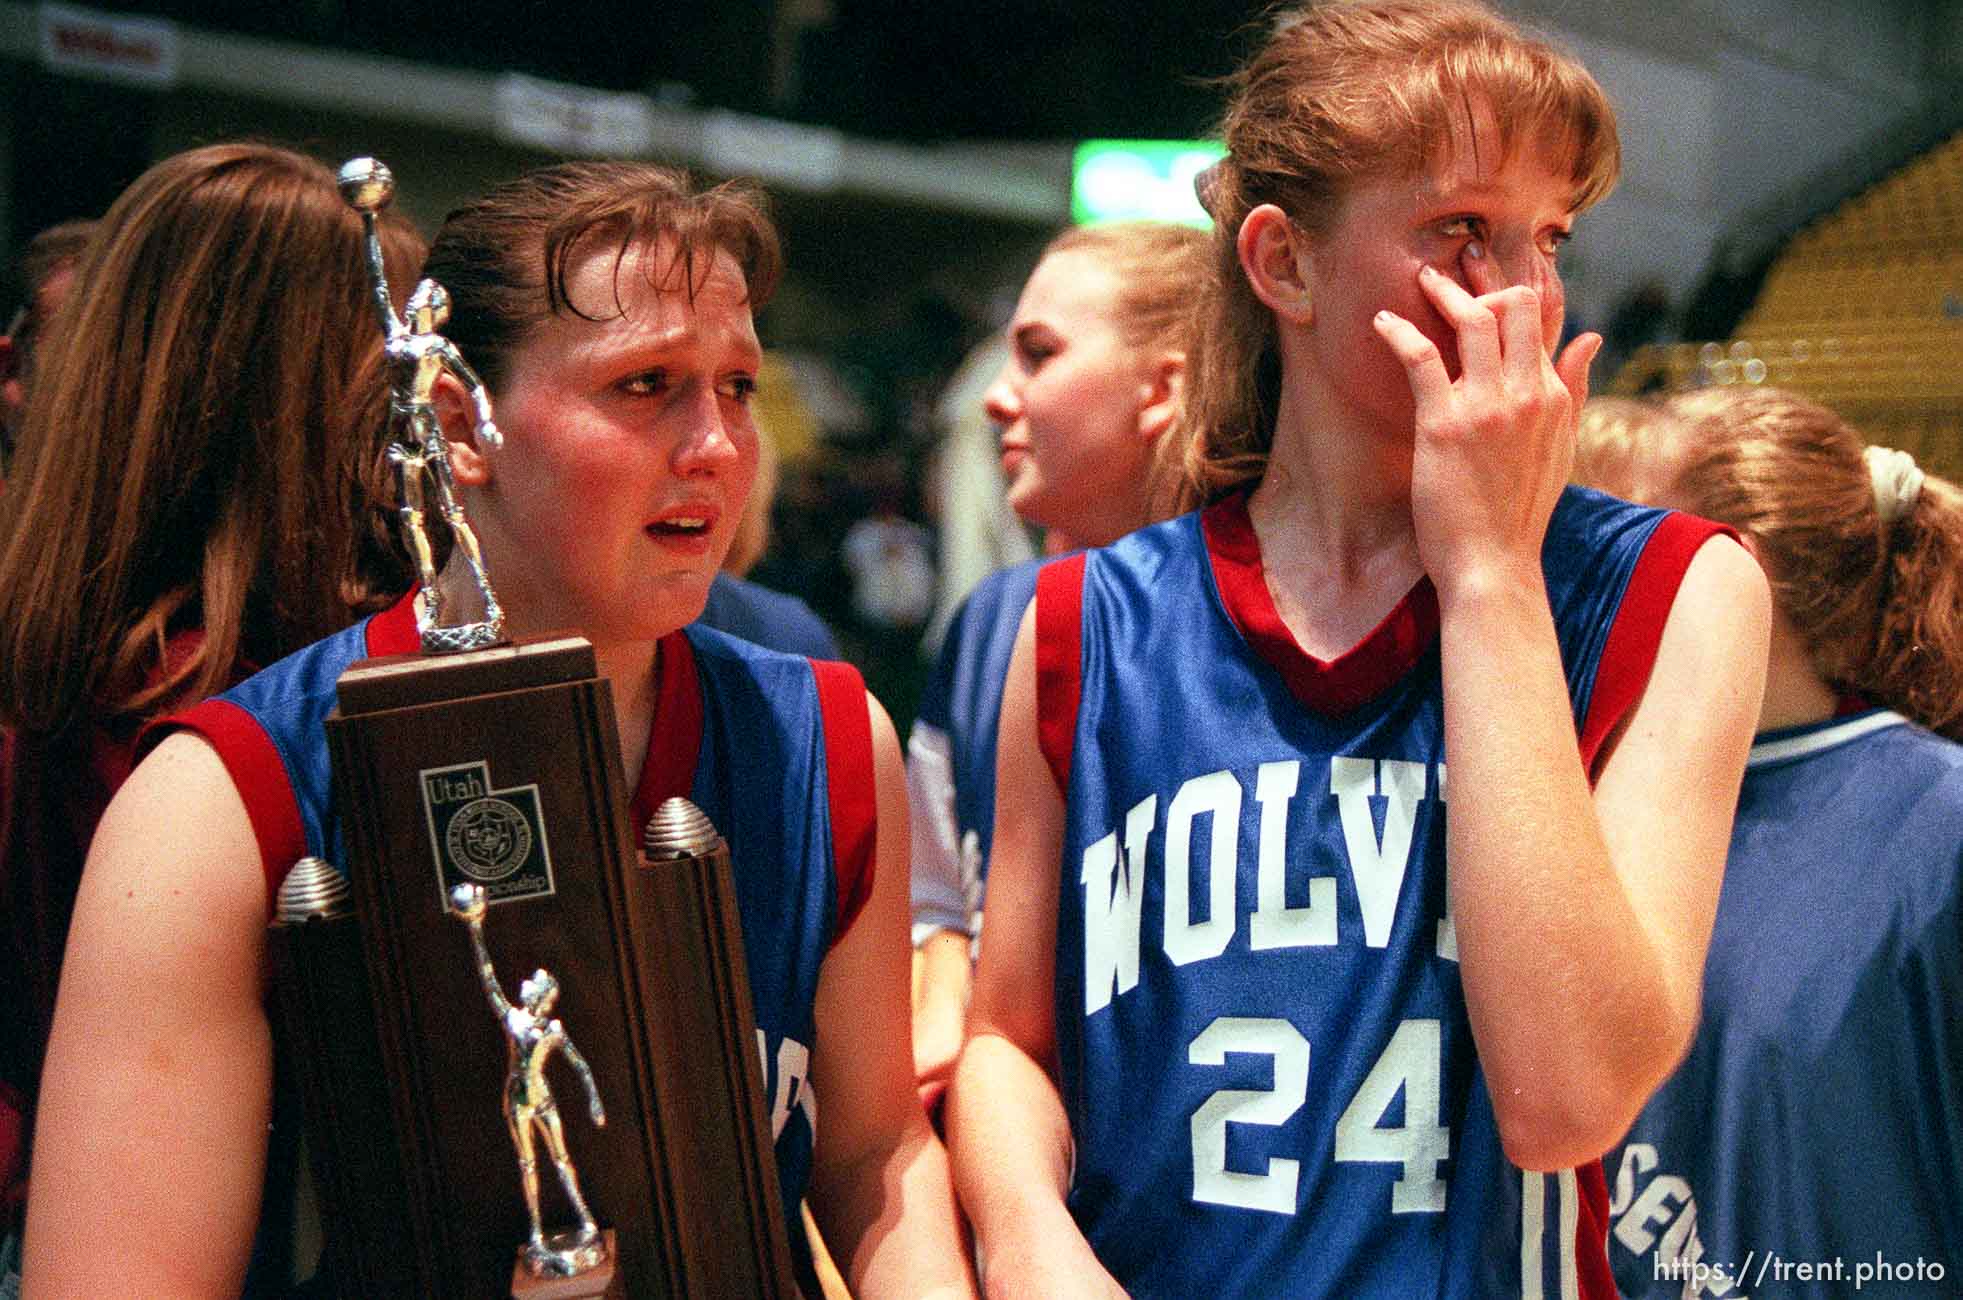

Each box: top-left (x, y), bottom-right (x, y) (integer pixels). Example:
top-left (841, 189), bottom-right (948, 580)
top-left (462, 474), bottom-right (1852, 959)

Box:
top-left (1666, 386), bottom-right (1963, 739)
top-left (1183, 0), bottom-right (1620, 506)
top-left (0, 143), bottom-right (423, 734)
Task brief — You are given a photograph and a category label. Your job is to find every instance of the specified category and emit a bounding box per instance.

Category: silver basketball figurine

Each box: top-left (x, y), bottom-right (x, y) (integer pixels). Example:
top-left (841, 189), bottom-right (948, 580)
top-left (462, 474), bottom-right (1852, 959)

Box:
top-left (449, 883), bottom-right (610, 1278)
top-left (341, 156), bottom-right (505, 654)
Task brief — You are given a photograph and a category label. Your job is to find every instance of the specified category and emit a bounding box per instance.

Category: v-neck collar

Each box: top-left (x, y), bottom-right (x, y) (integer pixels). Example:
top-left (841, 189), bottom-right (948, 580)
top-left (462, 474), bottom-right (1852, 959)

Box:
top-left (1200, 493), bottom-right (1439, 716)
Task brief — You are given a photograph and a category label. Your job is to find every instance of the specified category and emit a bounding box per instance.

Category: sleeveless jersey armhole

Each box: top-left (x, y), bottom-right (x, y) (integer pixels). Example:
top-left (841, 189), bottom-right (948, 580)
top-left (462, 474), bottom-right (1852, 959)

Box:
top-left (1577, 512), bottom-right (1737, 778)
top-left (1035, 553), bottom-right (1087, 794)
top-left (630, 631), bottom-right (705, 831)
top-left (137, 700), bottom-right (306, 915)
top-left (812, 659), bottom-right (876, 946)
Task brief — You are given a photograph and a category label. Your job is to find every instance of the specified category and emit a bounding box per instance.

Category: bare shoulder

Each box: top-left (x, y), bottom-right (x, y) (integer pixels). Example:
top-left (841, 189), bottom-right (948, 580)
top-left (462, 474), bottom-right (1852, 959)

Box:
top-left (76, 730), bottom-right (267, 967)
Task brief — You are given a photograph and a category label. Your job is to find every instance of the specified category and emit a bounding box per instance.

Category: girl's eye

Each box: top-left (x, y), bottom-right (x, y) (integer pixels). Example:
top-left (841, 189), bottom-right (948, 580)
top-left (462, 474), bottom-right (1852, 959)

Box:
top-left (1439, 215), bottom-right (1488, 242)
top-left (1010, 326), bottom-right (1060, 372)
top-left (621, 370), bottom-right (668, 396)
top-left (718, 374), bottom-right (759, 404)
top-left (1539, 228), bottom-right (1573, 258)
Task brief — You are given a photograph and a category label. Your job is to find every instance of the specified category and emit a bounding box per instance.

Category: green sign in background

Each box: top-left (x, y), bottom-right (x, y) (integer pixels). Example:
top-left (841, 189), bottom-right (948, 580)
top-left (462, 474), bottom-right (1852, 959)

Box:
top-left (1071, 139), bottom-right (1227, 228)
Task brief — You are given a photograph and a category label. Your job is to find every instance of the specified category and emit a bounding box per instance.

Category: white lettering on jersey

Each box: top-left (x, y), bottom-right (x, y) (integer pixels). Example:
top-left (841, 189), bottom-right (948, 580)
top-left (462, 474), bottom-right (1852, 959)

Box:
top-left (1616, 1169), bottom-right (1693, 1255)
top-left (1433, 762), bottom-right (1457, 962)
top-left (1164, 770), bottom-right (1242, 966)
top-left (756, 1029), bottom-right (817, 1143)
top-left (1187, 1015), bottom-right (1452, 1218)
top-left (1082, 756), bottom-right (1448, 1013)
top-left (1251, 760), bottom-right (1337, 951)
top-left (1610, 1145), bottom-right (1739, 1297)
top-left (1083, 794), bottom-right (1155, 1014)
top-left (1330, 756), bottom-right (1428, 948)
top-left (1188, 1016), bottom-right (1309, 1214)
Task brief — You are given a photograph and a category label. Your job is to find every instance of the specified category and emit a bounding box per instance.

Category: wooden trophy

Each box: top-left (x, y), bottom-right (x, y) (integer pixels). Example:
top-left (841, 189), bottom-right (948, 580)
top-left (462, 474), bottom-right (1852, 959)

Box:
top-left (263, 158), bottom-right (798, 1299)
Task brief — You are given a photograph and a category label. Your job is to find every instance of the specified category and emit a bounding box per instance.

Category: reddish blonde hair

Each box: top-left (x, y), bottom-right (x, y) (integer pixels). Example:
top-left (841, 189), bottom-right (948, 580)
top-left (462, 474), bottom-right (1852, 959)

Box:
top-left (1185, 0), bottom-right (1620, 506)
top-left (1572, 396), bottom-right (1681, 501)
top-left (1042, 221), bottom-right (1209, 355)
top-left (1664, 386), bottom-right (1963, 739)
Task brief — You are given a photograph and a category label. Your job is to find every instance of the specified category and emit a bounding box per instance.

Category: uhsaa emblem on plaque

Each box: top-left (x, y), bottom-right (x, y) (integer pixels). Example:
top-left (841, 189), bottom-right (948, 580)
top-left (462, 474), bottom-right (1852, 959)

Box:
top-left (420, 760), bottom-right (556, 905)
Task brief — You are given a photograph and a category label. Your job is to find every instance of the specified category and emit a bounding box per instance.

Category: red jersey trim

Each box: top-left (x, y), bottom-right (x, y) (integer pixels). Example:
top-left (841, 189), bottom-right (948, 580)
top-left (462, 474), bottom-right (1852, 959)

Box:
top-left (365, 587), bottom-right (422, 656)
top-left (153, 698), bottom-right (307, 911)
top-left (1575, 1159), bottom-right (1616, 1299)
top-left (813, 659), bottom-right (876, 946)
top-left (1035, 553), bottom-right (1088, 794)
top-left (1576, 513), bottom-right (1734, 776)
top-left (628, 631), bottom-right (705, 832)
top-left (1202, 494), bottom-right (1439, 717)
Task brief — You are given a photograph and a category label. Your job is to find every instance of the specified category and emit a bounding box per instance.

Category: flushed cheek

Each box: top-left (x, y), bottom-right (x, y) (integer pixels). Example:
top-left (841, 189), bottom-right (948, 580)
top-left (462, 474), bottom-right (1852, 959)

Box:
top-left (1538, 270), bottom-right (1567, 352)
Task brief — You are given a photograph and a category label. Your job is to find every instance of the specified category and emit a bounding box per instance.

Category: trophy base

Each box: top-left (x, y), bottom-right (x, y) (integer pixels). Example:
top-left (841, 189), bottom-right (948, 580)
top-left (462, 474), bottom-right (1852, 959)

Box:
top-left (512, 1229), bottom-right (621, 1299)
top-left (419, 617), bottom-right (505, 654)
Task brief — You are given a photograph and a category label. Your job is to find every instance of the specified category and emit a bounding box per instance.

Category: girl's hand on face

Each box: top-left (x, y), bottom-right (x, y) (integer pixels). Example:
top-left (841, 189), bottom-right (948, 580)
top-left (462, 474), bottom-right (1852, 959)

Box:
top-left (1373, 243), bottom-right (1601, 600)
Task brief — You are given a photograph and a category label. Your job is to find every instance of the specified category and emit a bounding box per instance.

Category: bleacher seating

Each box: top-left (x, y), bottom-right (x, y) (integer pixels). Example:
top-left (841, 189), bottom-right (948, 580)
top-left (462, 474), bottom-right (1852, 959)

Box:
top-left (1613, 129), bottom-right (1963, 480)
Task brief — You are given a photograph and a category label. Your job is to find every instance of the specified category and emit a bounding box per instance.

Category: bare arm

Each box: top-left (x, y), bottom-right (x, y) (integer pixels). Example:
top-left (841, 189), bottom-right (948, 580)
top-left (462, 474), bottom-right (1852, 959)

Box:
top-left (912, 929), bottom-right (971, 1102)
top-left (23, 734), bottom-right (273, 1297)
top-left (806, 692), bottom-right (975, 1298)
top-left (1376, 254), bottom-right (1769, 1168)
top-left (906, 716), bottom-right (973, 1095)
top-left (945, 610), bottom-right (1124, 1298)
top-left (1441, 539), bottom-right (1764, 1167)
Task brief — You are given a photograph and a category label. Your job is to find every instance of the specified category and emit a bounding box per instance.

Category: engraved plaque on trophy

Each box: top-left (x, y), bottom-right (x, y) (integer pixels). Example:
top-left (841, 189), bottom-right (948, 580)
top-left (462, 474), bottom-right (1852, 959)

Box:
top-left (263, 157), bottom-right (798, 1298)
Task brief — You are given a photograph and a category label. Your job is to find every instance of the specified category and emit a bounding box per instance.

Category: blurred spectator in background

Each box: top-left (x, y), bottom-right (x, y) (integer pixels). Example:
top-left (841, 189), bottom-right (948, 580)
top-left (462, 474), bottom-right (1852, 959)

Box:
top-left (842, 453), bottom-right (936, 634)
top-left (838, 453), bottom-right (936, 733)
top-left (0, 142), bottom-right (422, 1292)
top-left (908, 220), bottom-right (1204, 1103)
top-left (0, 219), bottom-right (98, 472)
top-left (1573, 388), bottom-right (1963, 1297)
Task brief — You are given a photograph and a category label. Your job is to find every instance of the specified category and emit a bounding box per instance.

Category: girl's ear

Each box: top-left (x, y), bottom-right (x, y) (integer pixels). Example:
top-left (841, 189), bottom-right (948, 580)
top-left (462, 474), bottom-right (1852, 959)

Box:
top-left (1237, 204), bottom-right (1315, 327)
top-left (1136, 349), bottom-right (1185, 444)
top-left (432, 372), bottom-right (491, 487)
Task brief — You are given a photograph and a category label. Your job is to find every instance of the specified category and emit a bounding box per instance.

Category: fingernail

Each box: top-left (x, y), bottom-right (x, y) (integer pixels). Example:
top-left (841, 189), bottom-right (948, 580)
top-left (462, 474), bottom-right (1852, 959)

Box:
top-left (1465, 241), bottom-right (1485, 260)
top-left (1418, 264), bottom-right (1437, 279)
top-left (1375, 310), bottom-right (1394, 323)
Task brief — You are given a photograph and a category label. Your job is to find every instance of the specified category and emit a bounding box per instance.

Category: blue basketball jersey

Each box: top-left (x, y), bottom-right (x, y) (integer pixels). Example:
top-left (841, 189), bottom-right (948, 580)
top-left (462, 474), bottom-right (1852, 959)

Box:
top-left (910, 558), bottom-right (1044, 939)
top-left (1607, 710), bottom-right (1963, 1299)
top-left (151, 591), bottom-right (877, 1238)
top-left (1036, 487), bottom-right (1725, 1298)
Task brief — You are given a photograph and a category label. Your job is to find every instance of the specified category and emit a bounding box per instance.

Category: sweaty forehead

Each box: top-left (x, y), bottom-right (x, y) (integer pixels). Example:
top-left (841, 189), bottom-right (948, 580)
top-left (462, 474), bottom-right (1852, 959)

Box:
top-left (561, 239), bottom-right (752, 317)
top-left (558, 244), bottom-right (758, 349)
